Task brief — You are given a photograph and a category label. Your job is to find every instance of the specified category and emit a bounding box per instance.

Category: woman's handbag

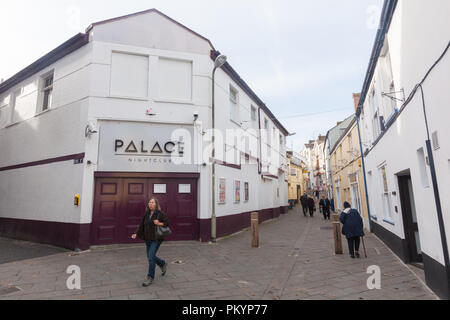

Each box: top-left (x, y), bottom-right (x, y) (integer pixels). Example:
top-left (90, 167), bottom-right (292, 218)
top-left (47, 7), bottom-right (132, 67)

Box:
top-left (155, 212), bottom-right (172, 240)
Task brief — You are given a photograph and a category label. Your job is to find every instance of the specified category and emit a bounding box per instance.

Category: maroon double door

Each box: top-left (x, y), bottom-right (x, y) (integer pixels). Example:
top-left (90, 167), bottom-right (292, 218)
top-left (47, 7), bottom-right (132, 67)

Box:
top-left (91, 176), bottom-right (198, 245)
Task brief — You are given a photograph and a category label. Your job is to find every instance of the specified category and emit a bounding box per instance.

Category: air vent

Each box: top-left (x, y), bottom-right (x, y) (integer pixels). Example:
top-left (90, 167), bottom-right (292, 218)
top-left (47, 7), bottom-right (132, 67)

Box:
top-left (432, 131), bottom-right (440, 150)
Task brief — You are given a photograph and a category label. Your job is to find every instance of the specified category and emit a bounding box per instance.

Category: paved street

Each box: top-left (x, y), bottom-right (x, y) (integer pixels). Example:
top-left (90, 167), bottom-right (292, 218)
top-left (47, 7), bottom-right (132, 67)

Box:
top-left (0, 237), bottom-right (68, 265)
top-left (0, 205), bottom-right (438, 300)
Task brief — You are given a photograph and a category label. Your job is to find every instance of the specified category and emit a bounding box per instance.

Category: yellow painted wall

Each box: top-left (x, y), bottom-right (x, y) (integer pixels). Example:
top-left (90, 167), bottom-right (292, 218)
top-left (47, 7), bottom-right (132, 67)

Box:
top-left (288, 162), bottom-right (305, 201)
top-left (330, 122), bottom-right (369, 227)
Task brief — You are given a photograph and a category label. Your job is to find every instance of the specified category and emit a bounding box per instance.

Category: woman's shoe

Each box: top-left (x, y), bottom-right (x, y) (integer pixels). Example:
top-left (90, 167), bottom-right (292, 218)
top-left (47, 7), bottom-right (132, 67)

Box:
top-left (160, 263), bottom-right (167, 276)
top-left (350, 255), bottom-right (355, 259)
top-left (355, 252), bottom-right (361, 258)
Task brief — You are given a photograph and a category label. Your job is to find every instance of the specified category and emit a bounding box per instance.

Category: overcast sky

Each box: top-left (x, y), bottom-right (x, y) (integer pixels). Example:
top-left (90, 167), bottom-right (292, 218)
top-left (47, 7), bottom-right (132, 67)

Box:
top-left (0, 0), bottom-right (383, 151)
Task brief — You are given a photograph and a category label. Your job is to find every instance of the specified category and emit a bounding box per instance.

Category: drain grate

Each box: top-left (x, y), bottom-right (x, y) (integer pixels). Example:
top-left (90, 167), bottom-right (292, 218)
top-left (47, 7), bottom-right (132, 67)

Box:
top-left (320, 226), bottom-right (333, 230)
top-left (0, 286), bottom-right (21, 296)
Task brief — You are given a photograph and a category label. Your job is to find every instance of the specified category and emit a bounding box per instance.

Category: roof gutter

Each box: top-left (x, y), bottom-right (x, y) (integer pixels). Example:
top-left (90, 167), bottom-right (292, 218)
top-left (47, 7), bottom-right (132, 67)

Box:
top-left (356, 0), bottom-right (398, 117)
top-left (0, 33), bottom-right (89, 96)
top-left (210, 50), bottom-right (290, 137)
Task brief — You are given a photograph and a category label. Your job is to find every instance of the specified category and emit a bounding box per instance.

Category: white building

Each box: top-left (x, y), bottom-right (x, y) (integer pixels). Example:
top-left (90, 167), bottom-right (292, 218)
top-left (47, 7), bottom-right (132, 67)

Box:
top-left (299, 141), bottom-right (314, 192)
top-left (357, 0), bottom-right (450, 299)
top-left (0, 9), bottom-right (289, 250)
top-left (300, 136), bottom-right (326, 195)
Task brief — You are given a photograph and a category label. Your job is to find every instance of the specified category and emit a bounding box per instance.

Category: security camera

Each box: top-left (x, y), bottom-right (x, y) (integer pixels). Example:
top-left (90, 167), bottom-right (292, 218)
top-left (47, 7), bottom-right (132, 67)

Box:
top-left (85, 122), bottom-right (98, 137)
top-left (193, 111), bottom-right (199, 121)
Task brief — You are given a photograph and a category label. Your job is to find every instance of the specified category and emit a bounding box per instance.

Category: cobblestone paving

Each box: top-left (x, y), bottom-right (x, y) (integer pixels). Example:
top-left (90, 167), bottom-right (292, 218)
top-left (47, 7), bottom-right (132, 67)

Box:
top-left (0, 205), bottom-right (438, 300)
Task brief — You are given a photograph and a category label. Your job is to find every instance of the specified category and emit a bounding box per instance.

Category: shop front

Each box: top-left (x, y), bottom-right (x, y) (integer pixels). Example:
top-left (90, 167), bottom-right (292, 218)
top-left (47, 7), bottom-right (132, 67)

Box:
top-left (91, 120), bottom-right (200, 245)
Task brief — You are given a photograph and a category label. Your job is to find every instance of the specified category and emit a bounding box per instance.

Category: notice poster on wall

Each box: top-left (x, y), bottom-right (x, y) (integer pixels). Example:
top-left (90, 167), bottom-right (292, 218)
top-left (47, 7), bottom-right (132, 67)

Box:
top-left (235, 180), bottom-right (241, 203)
top-left (219, 178), bottom-right (226, 204)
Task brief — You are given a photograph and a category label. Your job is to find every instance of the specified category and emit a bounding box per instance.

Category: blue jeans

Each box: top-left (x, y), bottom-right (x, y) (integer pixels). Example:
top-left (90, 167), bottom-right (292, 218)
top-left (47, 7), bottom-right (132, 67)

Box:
top-left (145, 240), bottom-right (165, 279)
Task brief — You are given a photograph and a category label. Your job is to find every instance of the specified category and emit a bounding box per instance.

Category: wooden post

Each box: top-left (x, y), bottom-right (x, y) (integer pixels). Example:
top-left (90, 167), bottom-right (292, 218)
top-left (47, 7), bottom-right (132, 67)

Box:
top-left (251, 212), bottom-right (259, 248)
top-left (332, 213), bottom-right (343, 254)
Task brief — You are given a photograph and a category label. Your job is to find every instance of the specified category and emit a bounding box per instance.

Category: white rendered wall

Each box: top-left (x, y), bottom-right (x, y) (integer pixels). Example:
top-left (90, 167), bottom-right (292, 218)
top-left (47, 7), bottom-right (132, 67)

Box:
top-left (0, 44), bottom-right (92, 223)
top-left (360, 0), bottom-right (450, 265)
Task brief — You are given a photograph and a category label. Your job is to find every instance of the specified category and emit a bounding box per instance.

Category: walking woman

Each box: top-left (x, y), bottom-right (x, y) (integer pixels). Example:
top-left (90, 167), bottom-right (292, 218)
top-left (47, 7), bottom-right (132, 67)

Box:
top-left (340, 201), bottom-right (364, 258)
top-left (131, 198), bottom-right (170, 286)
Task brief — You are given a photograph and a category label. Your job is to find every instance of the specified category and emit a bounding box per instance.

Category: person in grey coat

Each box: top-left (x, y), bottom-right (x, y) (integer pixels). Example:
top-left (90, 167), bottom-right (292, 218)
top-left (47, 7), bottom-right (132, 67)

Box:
top-left (339, 201), bottom-right (364, 258)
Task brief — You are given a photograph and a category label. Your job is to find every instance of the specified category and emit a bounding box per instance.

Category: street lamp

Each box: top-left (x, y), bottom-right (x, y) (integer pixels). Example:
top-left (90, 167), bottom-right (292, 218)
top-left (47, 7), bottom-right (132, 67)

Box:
top-left (211, 54), bottom-right (227, 243)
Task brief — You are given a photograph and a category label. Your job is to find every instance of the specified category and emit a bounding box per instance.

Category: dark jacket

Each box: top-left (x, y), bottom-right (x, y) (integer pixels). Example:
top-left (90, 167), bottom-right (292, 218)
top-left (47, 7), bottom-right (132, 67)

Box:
top-left (136, 209), bottom-right (170, 241)
top-left (307, 197), bottom-right (315, 209)
top-left (340, 208), bottom-right (364, 239)
top-left (300, 195), bottom-right (308, 206)
top-left (319, 199), bottom-right (331, 211)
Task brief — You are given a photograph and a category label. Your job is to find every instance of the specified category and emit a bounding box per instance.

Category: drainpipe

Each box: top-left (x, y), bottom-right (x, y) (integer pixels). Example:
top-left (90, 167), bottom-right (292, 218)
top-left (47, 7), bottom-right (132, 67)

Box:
top-left (417, 84), bottom-right (450, 291)
top-left (211, 67), bottom-right (217, 243)
top-left (355, 113), bottom-right (373, 233)
top-left (210, 54), bottom-right (227, 243)
top-left (257, 107), bottom-right (262, 175)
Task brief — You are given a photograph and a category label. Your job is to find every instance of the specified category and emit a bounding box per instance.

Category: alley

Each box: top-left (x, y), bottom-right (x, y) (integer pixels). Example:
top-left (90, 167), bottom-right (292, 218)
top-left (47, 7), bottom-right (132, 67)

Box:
top-left (0, 205), bottom-right (437, 300)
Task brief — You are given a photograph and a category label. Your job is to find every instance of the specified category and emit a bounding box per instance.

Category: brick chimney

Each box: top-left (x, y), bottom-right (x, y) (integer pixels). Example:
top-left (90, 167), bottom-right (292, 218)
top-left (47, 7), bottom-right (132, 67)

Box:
top-left (352, 93), bottom-right (361, 112)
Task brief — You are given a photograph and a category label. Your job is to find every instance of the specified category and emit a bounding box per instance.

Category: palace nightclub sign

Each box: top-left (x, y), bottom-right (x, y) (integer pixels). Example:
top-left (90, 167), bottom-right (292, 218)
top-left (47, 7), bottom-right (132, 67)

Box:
top-left (98, 121), bottom-right (195, 172)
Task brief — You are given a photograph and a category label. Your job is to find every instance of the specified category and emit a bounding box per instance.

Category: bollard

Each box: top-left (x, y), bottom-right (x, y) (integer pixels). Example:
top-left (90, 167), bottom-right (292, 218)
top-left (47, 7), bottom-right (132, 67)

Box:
top-left (332, 213), bottom-right (343, 254)
top-left (251, 212), bottom-right (259, 248)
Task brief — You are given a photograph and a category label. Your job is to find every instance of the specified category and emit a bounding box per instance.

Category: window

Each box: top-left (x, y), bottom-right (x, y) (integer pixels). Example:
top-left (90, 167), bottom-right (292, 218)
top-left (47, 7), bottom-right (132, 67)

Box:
top-left (110, 52), bottom-right (148, 98)
top-left (368, 171), bottom-right (376, 219)
top-left (379, 165), bottom-right (393, 222)
top-left (153, 184), bottom-right (167, 194)
top-left (158, 57), bottom-right (192, 102)
top-left (230, 86), bottom-right (240, 123)
top-left (42, 73), bottom-right (53, 111)
top-left (432, 131), bottom-right (440, 150)
top-left (0, 98), bottom-right (9, 128)
top-left (234, 180), bottom-right (241, 203)
top-left (9, 89), bottom-right (21, 123)
top-left (264, 118), bottom-right (269, 142)
top-left (349, 174), bottom-right (362, 214)
top-left (218, 178), bottom-right (226, 204)
top-left (244, 182), bottom-right (249, 202)
top-left (348, 133), bottom-right (352, 156)
top-left (417, 148), bottom-right (430, 188)
top-left (251, 105), bottom-right (257, 121)
top-left (371, 90), bottom-right (380, 140)
top-left (372, 89), bottom-right (378, 114)
top-left (178, 184), bottom-right (191, 194)
top-left (335, 179), bottom-right (342, 210)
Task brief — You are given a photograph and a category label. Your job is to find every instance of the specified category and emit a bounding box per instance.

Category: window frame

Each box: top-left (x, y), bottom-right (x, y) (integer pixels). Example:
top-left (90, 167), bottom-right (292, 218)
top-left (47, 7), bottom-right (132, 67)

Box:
top-left (229, 85), bottom-right (240, 124)
top-left (251, 105), bottom-right (257, 122)
top-left (41, 72), bottom-right (54, 111)
top-left (379, 164), bottom-right (394, 224)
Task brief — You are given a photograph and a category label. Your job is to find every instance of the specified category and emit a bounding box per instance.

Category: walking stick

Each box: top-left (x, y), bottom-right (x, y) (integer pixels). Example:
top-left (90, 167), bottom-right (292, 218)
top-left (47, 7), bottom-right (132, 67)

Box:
top-left (361, 236), bottom-right (368, 258)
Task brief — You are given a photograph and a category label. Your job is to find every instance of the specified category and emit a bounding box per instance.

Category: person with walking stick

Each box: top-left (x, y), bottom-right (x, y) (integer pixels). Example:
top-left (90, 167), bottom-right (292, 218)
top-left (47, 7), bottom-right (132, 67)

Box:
top-left (339, 201), bottom-right (364, 259)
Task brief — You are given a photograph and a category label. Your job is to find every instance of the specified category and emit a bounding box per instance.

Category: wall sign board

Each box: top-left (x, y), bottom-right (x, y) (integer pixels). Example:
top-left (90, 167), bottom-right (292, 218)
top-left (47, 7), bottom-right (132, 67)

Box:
top-left (98, 120), bottom-right (195, 173)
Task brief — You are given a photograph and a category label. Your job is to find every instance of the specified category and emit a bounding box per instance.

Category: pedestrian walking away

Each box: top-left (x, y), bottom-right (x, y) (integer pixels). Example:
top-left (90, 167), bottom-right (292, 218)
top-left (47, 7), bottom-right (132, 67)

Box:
top-left (307, 196), bottom-right (315, 217)
top-left (300, 194), bottom-right (308, 217)
top-left (319, 195), bottom-right (331, 220)
top-left (132, 197), bottom-right (170, 286)
top-left (339, 201), bottom-right (364, 259)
